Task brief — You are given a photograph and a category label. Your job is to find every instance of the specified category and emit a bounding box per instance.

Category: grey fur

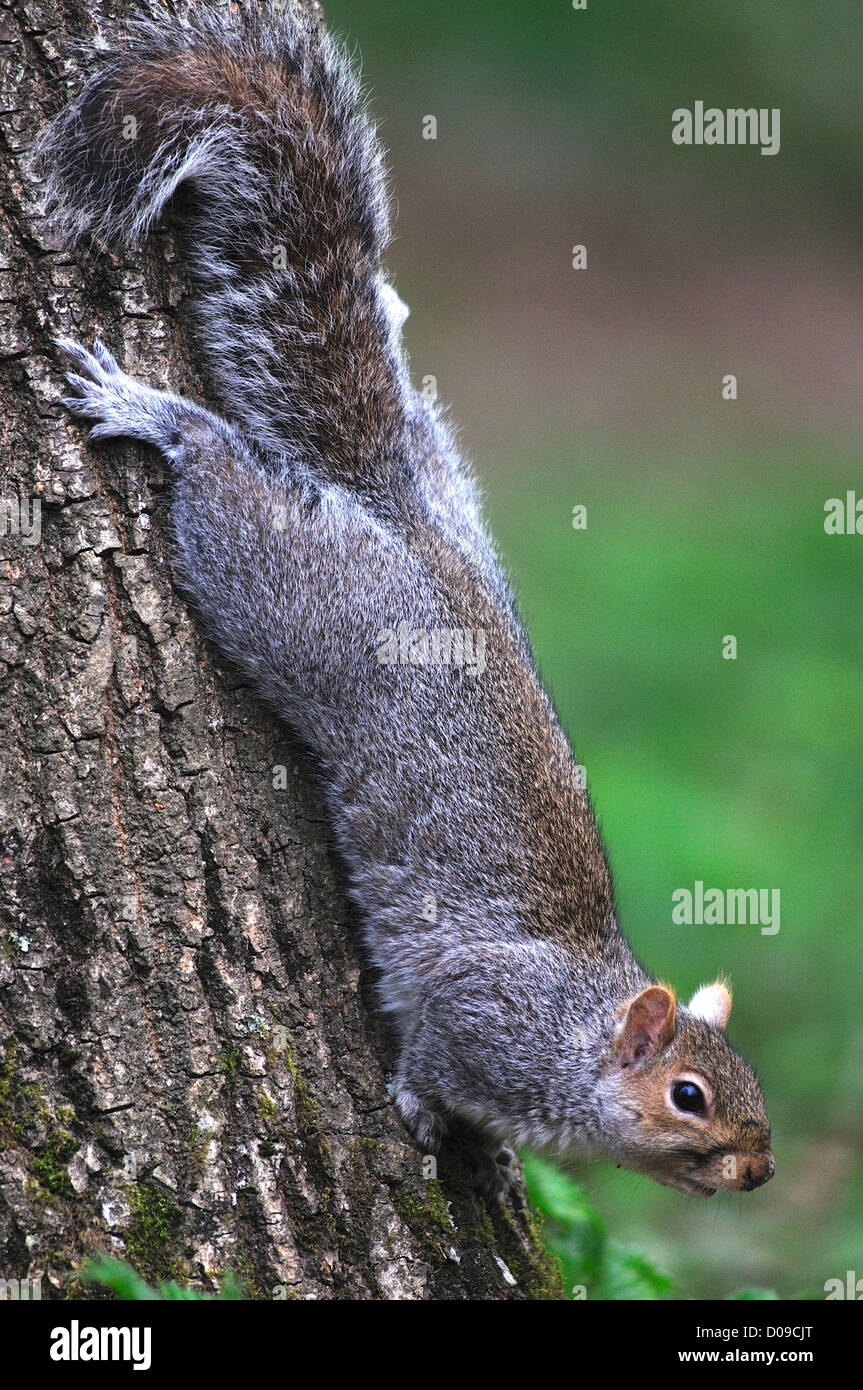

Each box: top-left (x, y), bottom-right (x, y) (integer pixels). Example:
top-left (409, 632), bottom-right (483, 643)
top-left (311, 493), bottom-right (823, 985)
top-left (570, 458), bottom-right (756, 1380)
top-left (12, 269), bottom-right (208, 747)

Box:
top-left (44, 3), bottom-right (772, 1202)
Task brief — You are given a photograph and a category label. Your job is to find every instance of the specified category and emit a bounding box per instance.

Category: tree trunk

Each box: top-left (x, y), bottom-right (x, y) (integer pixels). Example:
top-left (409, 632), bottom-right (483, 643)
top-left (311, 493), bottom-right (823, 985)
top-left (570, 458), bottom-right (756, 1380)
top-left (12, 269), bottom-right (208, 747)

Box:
top-left (0, 0), bottom-right (562, 1300)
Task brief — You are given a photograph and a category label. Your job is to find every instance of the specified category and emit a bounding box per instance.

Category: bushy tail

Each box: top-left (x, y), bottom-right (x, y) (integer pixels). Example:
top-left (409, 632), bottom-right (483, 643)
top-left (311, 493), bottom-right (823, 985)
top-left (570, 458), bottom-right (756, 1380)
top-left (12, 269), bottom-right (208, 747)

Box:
top-left (37, 1), bottom-right (410, 482)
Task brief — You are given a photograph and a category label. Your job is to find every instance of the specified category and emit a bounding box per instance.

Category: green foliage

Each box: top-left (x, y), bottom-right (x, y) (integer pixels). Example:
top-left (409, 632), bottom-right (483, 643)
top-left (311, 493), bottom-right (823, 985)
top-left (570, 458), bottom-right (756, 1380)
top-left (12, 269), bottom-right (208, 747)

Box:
top-left (524, 1155), bottom-right (675, 1300)
top-left (82, 1256), bottom-right (244, 1301)
top-left (526, 1156), bottom-right (784, 1301)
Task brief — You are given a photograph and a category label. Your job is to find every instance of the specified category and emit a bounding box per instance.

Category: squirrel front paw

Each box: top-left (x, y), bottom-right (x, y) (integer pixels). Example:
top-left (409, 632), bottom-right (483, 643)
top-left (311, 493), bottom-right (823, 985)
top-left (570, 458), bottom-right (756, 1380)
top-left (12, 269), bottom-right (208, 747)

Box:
top-left (394, 1084), bottom-right (447, 1153)
top-left (56, 337), bottom-right (185, 456)
top-left (395, 1085), bottom-right (519, 1204)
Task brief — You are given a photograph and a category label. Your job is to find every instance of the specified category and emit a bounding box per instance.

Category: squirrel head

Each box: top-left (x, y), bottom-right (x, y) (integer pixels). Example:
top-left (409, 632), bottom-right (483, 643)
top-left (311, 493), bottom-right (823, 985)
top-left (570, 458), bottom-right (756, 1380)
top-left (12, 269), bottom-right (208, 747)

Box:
top-left (597, 981), bottom-right (774, 1197)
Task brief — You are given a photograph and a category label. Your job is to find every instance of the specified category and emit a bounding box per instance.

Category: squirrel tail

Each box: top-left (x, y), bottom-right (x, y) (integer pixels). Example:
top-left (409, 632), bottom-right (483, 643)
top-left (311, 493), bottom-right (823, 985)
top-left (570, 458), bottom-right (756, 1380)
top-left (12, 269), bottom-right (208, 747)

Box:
top-left (38, 2), bottom-right (410, 481)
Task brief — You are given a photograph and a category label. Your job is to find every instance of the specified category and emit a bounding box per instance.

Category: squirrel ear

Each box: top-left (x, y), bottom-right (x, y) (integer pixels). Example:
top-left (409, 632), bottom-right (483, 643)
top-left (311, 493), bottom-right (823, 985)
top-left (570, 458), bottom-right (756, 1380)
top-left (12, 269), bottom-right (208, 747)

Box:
top-left (614, 986), bottom-right (676, 1067)
top-left (687, 980), bottom-right (732, 1030)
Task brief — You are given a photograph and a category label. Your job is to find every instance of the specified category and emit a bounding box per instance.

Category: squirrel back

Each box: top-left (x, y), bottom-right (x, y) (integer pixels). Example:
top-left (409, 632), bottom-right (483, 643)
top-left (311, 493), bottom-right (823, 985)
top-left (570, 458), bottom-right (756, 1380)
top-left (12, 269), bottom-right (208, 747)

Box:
top-left (40, 1), bottom-right (773, 1203)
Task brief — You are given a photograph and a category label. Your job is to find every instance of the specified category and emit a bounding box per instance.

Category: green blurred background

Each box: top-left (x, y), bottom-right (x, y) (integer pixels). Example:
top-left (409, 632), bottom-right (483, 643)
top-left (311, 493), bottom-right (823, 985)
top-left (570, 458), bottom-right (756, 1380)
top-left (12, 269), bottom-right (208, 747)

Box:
top-left (326, 0), bottom-right (863, 1298)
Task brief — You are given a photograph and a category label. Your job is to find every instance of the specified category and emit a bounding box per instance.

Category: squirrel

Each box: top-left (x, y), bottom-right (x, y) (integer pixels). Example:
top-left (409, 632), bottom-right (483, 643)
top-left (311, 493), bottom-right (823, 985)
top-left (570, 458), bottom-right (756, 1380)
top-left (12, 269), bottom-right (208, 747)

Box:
top-left (37, 1), bottom-right (773, 1202)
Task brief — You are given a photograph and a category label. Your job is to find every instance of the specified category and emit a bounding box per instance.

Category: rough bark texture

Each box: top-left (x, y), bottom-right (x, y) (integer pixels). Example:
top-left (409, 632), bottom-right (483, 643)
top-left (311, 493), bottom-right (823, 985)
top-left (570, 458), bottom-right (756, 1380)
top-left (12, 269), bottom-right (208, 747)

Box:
top-left (0, 0), bottom-right (563, 1300)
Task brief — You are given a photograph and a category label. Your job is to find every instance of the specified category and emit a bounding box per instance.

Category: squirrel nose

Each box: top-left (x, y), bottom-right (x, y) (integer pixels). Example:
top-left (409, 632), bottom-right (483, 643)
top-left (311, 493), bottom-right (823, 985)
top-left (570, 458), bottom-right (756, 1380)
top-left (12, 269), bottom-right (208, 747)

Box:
top-left (742, 1151), bottom-right (775, 1190)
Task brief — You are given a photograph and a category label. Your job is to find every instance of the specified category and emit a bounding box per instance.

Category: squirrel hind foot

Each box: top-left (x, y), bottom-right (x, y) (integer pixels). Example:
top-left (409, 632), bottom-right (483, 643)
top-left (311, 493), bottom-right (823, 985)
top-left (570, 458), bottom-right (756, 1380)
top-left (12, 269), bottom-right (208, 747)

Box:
top-left (463, 1140), bottom-right (520, 1206)
top-left (445, 1127), bottom-right (521, 1205)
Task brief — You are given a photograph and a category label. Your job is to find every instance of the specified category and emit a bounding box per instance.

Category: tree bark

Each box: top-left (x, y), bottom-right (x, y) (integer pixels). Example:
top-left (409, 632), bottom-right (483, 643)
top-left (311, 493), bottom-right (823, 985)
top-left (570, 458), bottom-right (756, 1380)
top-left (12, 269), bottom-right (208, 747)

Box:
top-left (0, 0), bottom-right (562, 1299)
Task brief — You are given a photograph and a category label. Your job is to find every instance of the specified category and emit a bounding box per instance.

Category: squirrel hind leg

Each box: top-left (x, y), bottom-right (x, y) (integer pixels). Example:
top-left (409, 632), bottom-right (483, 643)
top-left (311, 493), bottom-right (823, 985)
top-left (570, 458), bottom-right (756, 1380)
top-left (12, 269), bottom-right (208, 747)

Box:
top-left (55, 337), bottom-right (259, 478)
top-left (56, 337), bottom-right (188, 454)
top-left (452, 1130), bottom-right (520, 1205)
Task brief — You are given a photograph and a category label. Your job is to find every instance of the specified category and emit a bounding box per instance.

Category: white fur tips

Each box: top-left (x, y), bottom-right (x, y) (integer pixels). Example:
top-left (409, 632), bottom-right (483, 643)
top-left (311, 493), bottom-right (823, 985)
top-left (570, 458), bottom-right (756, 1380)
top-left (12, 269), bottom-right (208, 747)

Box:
top-left (687, 981), bottom-right (732, 1030)
top-left (378, 279), bottom-right (410, 334)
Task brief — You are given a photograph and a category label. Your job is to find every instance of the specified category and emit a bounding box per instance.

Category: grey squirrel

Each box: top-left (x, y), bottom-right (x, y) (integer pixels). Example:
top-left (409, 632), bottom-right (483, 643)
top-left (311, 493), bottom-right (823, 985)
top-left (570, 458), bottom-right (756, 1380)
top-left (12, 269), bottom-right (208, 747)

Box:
top-left (38, 1), bottom-right (773, 1201)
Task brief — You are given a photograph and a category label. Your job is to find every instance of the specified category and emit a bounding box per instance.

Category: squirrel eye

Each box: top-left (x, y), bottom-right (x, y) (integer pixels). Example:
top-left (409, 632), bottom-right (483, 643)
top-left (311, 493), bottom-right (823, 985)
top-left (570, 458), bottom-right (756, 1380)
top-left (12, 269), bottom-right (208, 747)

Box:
top-left (672, 1080), bottom-right (706, 1114)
